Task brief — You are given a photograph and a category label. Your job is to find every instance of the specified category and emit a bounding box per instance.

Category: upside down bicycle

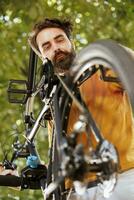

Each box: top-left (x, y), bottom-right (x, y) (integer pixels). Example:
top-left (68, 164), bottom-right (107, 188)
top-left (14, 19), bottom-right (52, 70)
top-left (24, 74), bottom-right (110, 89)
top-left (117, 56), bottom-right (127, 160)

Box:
top-left (1, 39), bottom-right (134, 200)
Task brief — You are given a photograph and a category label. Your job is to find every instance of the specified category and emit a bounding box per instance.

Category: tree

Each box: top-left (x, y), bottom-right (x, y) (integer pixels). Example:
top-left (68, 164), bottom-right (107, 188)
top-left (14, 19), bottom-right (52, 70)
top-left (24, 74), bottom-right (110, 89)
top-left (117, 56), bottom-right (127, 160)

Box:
top-left (0, 0), bottom-right (134, 198)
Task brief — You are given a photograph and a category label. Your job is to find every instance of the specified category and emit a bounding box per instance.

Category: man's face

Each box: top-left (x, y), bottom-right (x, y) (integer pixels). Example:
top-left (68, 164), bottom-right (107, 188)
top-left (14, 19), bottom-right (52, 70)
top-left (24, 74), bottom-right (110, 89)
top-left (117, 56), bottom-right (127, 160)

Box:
top-left (36, 27), bottom-right (75, 74)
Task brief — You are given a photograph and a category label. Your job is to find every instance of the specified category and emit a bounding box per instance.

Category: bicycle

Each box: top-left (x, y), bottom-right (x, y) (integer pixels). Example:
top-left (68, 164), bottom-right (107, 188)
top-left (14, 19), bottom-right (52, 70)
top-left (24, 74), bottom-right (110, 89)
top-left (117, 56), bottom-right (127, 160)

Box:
top-left (1, 39), bottom-right (134, 200)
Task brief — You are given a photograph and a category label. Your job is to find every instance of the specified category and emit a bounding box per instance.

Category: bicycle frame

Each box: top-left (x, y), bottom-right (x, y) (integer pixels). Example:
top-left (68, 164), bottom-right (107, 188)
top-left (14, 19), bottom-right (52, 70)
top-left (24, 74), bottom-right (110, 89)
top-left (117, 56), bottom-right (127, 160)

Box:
top-left (21, 53), bottom-right (118, 199)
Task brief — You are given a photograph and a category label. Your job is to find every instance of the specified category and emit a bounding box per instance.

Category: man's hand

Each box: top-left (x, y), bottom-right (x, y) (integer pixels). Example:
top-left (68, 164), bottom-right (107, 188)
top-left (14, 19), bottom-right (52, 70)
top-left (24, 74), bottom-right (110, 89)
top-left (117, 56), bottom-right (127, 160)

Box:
top-left (0, 164), bottom-right (18, 176)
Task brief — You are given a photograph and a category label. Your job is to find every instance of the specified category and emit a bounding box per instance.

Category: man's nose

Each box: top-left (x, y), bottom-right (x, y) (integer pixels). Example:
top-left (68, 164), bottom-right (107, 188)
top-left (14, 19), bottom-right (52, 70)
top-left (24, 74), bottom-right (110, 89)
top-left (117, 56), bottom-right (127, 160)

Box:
top-left (52, 42), bottom-right (60, 53)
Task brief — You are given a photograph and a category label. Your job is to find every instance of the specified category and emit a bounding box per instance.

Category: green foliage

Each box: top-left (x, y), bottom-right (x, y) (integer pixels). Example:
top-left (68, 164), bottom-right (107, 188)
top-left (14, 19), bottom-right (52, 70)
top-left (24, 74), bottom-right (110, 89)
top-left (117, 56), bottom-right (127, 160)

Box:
top-left (0, 0), bottom-right (134, 199)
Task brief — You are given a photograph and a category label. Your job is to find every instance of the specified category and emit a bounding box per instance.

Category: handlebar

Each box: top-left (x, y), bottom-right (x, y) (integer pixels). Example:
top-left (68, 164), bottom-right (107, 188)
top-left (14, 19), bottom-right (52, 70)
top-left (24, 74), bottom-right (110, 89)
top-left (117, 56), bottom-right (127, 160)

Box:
top-left (0, 175), bottom-right (45, 190)
top-left (0, 175), bottom-right (21, 187)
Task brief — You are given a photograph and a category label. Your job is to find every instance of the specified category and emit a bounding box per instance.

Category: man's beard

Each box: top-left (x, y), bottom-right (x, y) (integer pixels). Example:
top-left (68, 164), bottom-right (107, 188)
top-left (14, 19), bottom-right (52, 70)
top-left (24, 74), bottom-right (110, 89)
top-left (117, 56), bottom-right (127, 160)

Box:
top-left (53, 48), bottom-right (76, 74)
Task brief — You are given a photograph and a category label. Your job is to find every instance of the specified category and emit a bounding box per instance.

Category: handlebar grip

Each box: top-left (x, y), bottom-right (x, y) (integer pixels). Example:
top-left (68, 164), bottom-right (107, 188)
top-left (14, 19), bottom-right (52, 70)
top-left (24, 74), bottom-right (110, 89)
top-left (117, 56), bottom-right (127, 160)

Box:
top-left (0, 175), bottom-right (21, 187)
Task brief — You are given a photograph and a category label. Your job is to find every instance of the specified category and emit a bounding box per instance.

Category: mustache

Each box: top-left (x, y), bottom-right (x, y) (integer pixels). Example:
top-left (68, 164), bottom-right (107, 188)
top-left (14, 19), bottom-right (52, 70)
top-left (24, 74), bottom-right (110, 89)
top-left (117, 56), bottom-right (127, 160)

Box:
top-left (54, 50), bottom-right (70, 62)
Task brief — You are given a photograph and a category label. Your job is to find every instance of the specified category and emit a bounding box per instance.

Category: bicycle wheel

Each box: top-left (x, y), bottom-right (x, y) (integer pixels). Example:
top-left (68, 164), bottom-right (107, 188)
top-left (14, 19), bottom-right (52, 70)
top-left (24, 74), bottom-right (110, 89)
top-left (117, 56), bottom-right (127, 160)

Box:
top-left (60, 39), bottom-right (134, 199)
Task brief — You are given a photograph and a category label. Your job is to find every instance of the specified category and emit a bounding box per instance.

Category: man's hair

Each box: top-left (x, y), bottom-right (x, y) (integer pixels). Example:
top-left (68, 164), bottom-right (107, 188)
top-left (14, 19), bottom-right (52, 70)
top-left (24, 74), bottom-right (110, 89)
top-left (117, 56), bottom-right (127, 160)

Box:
top-left (28, 18), bottom-right (73, 59)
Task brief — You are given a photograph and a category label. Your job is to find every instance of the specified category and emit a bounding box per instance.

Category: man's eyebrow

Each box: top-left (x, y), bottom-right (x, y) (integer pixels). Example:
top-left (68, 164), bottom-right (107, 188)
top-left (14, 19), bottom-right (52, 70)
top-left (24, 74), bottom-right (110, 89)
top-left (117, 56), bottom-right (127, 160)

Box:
top-left (54, 34), bottom-right (64, 40)
top-left (42, 41), bottom-right (50, 48)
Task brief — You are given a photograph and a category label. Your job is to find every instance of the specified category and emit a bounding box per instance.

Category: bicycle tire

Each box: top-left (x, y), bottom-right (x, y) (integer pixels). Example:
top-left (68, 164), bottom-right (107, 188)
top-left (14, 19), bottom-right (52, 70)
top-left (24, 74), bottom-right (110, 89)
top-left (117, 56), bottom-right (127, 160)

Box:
top-left (70, 39), bottom-right (134, 107)
top-left (59, 39), bottom-right (134, 199)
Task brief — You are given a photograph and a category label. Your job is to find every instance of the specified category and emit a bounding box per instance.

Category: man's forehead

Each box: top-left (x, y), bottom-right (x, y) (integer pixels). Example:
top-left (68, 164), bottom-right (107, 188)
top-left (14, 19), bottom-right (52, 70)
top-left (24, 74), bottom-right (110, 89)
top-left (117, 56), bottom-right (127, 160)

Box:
top-left (36, 27), bottom-right (67, 43)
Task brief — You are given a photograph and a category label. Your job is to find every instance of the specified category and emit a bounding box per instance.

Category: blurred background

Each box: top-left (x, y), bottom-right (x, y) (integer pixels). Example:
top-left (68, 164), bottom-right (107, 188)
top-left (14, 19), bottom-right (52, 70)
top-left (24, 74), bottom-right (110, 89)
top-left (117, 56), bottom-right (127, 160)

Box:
top-left (0, 0), bottom-right (134, 199)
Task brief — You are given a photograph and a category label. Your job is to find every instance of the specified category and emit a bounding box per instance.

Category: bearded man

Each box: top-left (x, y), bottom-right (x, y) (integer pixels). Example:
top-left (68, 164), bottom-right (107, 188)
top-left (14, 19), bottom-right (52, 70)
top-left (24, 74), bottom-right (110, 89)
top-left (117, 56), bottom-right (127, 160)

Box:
top-left (28, 18), bottom-right (134, 200)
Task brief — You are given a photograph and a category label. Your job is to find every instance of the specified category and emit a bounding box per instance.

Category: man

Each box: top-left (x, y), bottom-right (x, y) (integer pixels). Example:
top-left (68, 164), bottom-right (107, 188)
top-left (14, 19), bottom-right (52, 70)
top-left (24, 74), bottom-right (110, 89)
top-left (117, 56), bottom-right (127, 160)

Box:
top-left (28, 18), bottom-right (134, 199)
top-left (28, 18), bottom-right (76, 147)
